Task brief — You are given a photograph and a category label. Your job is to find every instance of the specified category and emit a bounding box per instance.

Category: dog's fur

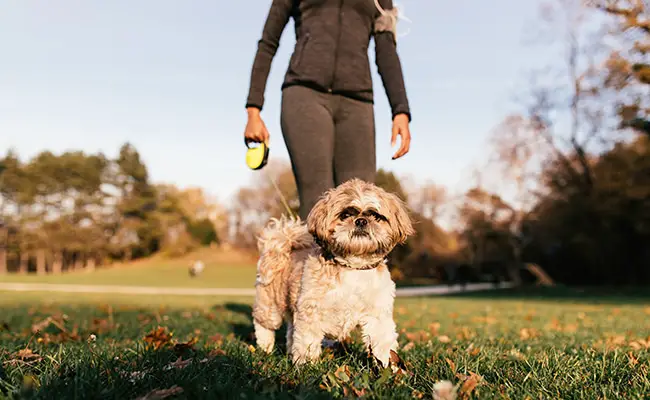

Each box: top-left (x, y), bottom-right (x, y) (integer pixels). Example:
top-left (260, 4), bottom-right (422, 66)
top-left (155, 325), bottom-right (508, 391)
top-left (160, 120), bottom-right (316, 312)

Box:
top-left (252, 179), bottom-right (414, 369)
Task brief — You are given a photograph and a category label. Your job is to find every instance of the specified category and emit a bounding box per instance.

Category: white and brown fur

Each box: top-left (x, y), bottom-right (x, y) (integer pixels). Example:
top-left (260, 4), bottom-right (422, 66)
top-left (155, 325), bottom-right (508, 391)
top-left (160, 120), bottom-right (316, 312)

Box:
top-left (252, 179), bottom-right (414, 369)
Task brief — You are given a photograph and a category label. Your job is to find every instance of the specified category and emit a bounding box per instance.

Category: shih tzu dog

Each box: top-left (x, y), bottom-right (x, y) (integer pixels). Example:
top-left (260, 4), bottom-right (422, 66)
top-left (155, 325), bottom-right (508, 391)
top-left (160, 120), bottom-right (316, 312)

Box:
top-left (252, 178), bottom-right (414, 370)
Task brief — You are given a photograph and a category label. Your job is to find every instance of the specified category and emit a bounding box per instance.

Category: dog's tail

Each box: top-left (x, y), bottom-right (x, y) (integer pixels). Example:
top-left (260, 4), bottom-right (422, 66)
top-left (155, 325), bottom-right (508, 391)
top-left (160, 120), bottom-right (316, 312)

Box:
top-left (256, 215), bottom-right (313, 286)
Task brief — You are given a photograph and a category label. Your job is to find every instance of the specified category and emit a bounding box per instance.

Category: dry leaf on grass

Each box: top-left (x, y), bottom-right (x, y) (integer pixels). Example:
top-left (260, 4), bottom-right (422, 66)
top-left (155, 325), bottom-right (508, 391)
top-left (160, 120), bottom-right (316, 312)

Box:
top-left (519, 328), bottom-right (540, 340)
top-left (457, 371), bottom-right (484, 399)
top-left (164, 357), bottom-right (193, 371)
top-left (173, 337), bottom-right (198, 354)
top-left (143, 327), bottom-right (174, 350)
top-left (445, 358), bottom-right (457, 373)
top-left (627, 352), bottom-right (639, 367)
top-left (438, 335), bottom-right (451, 344)
top-left (14, 348), bottom-right (42, 361)
top-left (135, 385), bottom-right (184, 400)
top-left (402, 342), bottom-right (415, 352)
top-left (429, 322), bottom-right (441, 335)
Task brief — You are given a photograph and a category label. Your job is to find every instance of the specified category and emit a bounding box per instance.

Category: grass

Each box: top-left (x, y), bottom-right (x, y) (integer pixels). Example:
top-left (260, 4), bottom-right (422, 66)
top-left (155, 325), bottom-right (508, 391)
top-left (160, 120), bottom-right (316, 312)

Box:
top-left (0, 288), bottom-right (649, 399)
top-left (1, 248), bottom-right (258, 289)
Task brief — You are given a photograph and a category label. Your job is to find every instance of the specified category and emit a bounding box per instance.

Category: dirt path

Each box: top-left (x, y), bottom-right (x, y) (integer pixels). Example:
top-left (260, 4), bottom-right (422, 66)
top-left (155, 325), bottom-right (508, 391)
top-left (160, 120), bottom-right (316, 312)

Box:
top-left (0, 282), bottom-right (514, 297)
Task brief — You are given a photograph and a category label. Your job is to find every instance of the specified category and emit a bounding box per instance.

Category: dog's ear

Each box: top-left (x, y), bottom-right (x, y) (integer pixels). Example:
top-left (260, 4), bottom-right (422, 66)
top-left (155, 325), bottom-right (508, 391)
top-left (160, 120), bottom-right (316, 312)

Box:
top-left (307, 190), bottom-right (332, 244)
top-left (387, 193), bottom-right (415, 244)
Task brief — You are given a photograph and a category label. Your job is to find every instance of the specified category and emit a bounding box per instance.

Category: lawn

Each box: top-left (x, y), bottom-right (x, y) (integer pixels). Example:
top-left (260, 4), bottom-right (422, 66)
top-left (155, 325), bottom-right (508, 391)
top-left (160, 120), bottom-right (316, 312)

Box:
top-left (0, 248), bottom-right (258, 289)
top-left (0, 288), bottom-right (649, 399)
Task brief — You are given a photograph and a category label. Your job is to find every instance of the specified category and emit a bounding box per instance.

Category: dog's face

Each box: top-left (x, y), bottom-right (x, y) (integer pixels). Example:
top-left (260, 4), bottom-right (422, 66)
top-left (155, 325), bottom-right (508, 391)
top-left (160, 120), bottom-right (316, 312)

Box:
top-left (307, 179), bottom-right (414, 268)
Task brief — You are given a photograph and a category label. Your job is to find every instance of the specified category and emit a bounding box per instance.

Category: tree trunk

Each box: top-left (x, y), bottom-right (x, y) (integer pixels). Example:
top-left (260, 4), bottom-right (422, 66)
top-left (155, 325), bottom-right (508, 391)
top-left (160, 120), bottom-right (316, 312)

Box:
top-left (36, 249), bottom-right (47, 275)
top-left (19, 251), bottom-right (29, 274)
top-left (52, 252), bottom-right (63, 274)
top-left (74, 253), bottom-right (84, 271)
top-left (124, 248), bottom-right (132, 263)
top-left (0, 227), bottom-right (7, 274)
top-left (85, 256), bottom-right (96, 272)
top-left (0, 248), bottom-right (6, 274)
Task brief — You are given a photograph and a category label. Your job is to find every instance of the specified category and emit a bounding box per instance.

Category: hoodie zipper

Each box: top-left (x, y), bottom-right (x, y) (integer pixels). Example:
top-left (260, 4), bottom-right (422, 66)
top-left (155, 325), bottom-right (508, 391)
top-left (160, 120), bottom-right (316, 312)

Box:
top-left (329, 0), bottom-right (344, 93)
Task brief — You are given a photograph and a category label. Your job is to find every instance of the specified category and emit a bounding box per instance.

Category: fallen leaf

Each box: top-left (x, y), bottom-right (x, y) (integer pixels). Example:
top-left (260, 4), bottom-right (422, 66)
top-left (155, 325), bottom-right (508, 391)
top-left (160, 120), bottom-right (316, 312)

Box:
top-left (627, 352), bottom-right (639, 367)
top-left (458, 372), bottom-right (483, 399)
top-left (143, 327), bottom-right (174, 350)
top-left (135, 385), bottom-right (184, 400)
top-left (438, 335), bottom-right (451, 343)
top-left (173, 337), bottom-right (198, 354)
top-left (466, 344), bottom-right (481, 357)
top-left (164, 356), bottom-right (192, 371)
top-left (14, 348), bottom-right (42, 362)
top-left (429, 322), bottom-right (441, 335)
top-left (208, 348), bottom-right (227, 358)
top-left (207, 333), bottom-right (224, 346)
top-left (334, 365), bottom-right (351, 383)
top-left (445, 358), bottom-right (456, 373)
top-left (519, 328), bottom-right (539, 340)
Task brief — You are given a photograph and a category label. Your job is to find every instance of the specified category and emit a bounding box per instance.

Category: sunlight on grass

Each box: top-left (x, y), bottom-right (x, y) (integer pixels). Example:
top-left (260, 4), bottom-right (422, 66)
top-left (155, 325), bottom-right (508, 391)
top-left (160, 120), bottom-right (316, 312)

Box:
top-left (1, 290), bottom-right (649, 398)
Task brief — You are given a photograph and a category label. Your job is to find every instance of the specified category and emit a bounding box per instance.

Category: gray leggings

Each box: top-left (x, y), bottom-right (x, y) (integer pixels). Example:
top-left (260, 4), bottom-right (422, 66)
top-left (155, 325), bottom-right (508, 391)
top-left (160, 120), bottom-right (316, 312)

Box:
top-left (281, 85), bottom-right (376, 220)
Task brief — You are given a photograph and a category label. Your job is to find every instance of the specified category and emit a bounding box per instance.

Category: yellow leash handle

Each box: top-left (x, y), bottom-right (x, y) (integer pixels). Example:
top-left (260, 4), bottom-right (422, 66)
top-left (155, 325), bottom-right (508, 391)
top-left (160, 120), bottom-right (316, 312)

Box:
top-left (245, 138), bottom-right (270, 170)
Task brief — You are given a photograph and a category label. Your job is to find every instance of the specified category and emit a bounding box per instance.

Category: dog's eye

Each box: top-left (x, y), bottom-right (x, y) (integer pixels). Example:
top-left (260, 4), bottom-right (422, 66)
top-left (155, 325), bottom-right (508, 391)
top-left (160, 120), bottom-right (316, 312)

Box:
top-left (367, 210), bottom-right (388, 222)
top-left (339, 211), bottom-right (352, 220)
top-left (339, 207), bottom-right (359, 220)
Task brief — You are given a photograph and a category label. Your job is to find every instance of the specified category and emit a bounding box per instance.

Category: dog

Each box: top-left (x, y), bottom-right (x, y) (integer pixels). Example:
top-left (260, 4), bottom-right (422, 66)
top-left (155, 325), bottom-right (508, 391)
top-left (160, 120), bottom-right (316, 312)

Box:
top-left (252, 178), bottom-right (414, 370)
top-left (188, 260), bottom-right (205, 277)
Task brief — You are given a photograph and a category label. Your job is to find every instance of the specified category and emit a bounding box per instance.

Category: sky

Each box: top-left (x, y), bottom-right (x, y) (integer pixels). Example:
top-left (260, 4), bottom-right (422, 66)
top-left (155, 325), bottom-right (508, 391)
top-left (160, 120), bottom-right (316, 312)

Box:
top-left (0, 0), bottom-right (547, 207)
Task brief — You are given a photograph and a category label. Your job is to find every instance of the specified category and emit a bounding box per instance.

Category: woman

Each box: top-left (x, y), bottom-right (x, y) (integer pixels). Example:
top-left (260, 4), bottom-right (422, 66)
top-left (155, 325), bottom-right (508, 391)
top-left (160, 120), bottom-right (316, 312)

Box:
top-left (244, 0), bottom-right (412, 220)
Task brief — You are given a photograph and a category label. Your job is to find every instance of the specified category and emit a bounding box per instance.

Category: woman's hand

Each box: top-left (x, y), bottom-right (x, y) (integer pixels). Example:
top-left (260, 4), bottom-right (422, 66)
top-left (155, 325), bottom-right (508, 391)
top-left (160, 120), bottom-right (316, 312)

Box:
top-left (244, 107), bottom-right (270, 144)
top-left (391, 113), bottom-right (411, 160)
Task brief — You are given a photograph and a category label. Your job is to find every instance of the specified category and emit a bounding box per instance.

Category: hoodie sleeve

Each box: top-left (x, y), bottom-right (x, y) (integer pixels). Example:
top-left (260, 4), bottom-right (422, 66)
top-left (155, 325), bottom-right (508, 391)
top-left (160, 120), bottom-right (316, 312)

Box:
top-left (373, 0), bottom-right (412, 121)
top-left (245, 0), bottom-right (294, 111)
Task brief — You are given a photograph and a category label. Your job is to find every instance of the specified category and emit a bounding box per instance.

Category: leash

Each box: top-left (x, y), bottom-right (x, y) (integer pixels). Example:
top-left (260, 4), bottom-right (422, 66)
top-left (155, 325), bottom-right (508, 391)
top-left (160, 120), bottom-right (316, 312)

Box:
top-left (264, 170), bottom-right (297, 219)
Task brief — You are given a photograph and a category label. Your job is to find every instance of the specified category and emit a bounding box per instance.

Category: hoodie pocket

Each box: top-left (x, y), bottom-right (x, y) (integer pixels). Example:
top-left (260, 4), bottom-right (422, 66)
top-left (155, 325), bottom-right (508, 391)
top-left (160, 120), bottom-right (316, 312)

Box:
top-left (290, 33), bottom-right (310, 71)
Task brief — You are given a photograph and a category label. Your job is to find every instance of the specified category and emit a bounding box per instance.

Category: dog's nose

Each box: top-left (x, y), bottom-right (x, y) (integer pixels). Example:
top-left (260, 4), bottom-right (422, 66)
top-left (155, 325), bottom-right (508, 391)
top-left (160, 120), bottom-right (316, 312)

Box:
top-left (355, 217), bottom-right (368, 228)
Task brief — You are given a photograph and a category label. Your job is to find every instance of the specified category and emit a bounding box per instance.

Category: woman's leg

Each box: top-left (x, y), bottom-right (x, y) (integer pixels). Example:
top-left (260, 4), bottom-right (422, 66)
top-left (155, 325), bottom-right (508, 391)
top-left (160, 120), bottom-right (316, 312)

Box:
top-left (332, 96), bottom-right (376, 186)
top-left (281, 85), bottom-right (336, 220)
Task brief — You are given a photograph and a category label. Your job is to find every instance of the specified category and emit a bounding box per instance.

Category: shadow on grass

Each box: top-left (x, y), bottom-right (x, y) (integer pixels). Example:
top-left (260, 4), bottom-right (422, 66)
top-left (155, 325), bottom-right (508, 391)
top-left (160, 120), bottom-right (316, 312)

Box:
top-left (223, 302), bottom-right (257, 345)
top-left (29, 345), bottom-right (334, 400)
top-left (437, 285), bottom-right (650, 305)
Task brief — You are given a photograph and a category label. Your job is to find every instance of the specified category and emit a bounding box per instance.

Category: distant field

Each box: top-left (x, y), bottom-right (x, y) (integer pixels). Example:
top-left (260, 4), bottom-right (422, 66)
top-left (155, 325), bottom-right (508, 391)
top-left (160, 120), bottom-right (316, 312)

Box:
top-left (1, 247), bottom-right (258, 289)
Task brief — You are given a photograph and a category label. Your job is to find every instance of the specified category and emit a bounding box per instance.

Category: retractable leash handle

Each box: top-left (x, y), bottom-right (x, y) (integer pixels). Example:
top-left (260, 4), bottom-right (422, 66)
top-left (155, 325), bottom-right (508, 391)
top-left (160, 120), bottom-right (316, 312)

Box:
top-left (245, 138), bottom-right (270, 170)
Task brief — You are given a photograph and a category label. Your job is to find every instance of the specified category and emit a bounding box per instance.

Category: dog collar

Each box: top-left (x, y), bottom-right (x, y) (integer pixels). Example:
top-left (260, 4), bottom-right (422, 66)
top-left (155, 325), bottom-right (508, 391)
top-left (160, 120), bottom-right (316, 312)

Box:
top-left (324, 252), bottom-right (387, 270)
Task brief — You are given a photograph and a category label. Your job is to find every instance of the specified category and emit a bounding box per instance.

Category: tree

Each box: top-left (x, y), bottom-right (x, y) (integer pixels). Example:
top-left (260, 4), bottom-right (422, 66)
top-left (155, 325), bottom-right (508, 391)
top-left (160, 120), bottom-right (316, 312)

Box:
top-left (375, 169), bottom-right (408, 201)
top-left (229, 161), bottom-right (298, 250)
top-left (590, 0), bottom-right (649, 136)
top-left (112, 143), bottom-right (161, 260)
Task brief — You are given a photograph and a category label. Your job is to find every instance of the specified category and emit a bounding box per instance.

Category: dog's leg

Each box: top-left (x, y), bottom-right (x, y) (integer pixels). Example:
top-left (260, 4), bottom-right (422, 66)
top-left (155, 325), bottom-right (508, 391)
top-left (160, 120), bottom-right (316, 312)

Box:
top-left (291, 310), bottom-right (324, 365)
top-left (253, 319), bottom-right (276, 353)
top-left (361, 315), bottom-right (399, 371)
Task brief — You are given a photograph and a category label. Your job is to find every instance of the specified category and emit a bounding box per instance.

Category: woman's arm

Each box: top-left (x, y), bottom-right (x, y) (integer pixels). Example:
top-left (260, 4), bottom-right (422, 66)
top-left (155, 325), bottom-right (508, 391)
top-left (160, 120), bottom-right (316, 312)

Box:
top-left (374, 0), bottom-right (411, 121)
top-left (246, 0), bottom-right (294, 111)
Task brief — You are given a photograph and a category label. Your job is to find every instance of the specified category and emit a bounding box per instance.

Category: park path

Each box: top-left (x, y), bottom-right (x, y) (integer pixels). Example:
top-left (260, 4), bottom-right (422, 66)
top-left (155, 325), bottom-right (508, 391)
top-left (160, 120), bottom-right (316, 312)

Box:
top-left (0, 281), bottom-right (515, 297)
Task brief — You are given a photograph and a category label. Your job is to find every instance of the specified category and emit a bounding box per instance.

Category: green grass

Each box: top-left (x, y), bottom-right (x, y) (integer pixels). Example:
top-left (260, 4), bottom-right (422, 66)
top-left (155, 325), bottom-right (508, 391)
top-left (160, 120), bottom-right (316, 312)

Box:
top-left (1, 289), bottom-right (649, 399)
top-left (1, 260), bottom-right (257, 289)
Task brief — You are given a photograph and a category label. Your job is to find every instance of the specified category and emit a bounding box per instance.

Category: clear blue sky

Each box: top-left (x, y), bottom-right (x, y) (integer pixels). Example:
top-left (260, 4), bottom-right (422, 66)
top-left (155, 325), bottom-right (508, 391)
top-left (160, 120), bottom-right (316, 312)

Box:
top-left (0, 0), bottom-right (545, 204)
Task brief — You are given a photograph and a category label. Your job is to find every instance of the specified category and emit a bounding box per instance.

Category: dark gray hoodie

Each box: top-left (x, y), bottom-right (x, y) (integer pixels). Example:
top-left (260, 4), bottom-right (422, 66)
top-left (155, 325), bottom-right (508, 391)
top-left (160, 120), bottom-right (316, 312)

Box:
top-left (246, 0), bottom-right (411, 121)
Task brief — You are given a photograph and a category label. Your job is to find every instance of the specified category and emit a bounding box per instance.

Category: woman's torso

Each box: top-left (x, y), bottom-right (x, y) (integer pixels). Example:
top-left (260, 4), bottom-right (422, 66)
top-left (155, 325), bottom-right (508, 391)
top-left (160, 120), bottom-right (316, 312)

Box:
top-left (282, 0), bottom-right (382, 102)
